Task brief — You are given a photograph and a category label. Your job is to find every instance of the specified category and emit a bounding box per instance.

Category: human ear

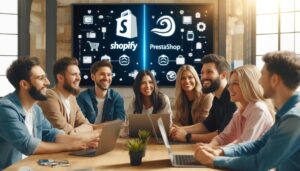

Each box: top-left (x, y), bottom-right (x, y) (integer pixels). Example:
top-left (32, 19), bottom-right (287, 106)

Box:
top-left (19, 80), bottom-right (30, 90)
top-left (56, 74), bottom-right (64, 83)
top-left (270, 74), bottom-right (279, 87)
top-left (220, 71), bottom-right (228, 80)
top-left (91, 74), bottom-right (96, 81)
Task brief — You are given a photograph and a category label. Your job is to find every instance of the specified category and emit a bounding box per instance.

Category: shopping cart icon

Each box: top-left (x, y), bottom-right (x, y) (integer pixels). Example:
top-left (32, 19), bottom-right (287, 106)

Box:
top-left (87, 41), bottom-right (99, 51)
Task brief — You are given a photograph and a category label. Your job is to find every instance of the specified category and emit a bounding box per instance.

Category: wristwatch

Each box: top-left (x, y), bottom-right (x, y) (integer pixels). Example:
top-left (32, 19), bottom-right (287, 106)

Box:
top-left (185, 133), bottom-right (192, 143)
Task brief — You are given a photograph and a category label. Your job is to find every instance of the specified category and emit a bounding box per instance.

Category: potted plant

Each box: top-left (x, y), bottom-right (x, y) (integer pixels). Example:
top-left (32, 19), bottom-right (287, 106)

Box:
top-left (138, 129), bottom-right (151, 157)
top-left (127, 139), bottom-right (145, 166)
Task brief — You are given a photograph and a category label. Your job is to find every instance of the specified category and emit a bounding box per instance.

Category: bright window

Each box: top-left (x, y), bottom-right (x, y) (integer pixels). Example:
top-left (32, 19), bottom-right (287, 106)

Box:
top-left (256, 0), bottom-right (300, 70)
top-left (256, 0), bottom-right (300, 91)
top-left (0, 0), bottom-right (18, 97)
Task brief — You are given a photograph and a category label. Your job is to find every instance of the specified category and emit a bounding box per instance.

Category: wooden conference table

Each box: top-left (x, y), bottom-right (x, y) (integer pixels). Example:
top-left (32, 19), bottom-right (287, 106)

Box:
top-left (5, 138), bottom-right (223, 171)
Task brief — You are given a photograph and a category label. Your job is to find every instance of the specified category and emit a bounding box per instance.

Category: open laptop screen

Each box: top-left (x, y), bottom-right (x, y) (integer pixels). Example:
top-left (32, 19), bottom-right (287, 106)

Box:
top-left (128, 113), bottom-right (170, 137)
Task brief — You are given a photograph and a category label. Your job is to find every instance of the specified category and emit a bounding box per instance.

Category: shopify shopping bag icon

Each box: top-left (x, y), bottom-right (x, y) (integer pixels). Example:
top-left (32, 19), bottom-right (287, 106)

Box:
top-left (116, 9), bottom-right (137, 39)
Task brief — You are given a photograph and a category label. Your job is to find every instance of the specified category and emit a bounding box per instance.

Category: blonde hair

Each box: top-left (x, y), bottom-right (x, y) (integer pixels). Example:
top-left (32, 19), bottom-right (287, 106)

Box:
top-left (230, 65), bottom-right (275, 119)
top-left (174, 65), bottom-right (202, 124)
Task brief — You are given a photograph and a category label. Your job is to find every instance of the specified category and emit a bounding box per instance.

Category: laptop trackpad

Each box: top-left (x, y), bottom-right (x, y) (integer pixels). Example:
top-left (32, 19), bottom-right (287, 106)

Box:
top-left (70, 148), bottom-right (96, 157)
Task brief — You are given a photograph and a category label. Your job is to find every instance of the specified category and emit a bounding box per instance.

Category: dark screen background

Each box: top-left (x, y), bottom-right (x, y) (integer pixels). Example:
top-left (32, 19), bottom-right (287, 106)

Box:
top-left (72, 4), bottom-right (213, 86)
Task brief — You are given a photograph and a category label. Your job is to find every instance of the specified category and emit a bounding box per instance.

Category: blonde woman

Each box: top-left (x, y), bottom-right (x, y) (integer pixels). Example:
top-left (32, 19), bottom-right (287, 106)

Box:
top-left (173, 65), bottom-right (213, 126)
top-left (207, 65), bottom-right (275, 147)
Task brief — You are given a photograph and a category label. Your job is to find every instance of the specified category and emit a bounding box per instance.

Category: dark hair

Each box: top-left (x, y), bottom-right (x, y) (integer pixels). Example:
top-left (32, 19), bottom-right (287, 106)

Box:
top-left (132, 70), bottom-right (166, 113)
top-left (263, 51), bottom-right (300, 89)
top-left (201, 54), bottom-right (230, 74)
top-left (90, 60), bottom-right (113, 74)
top-left (6, 57), bottom-right (40, 92)
top-left (53, 57), bottom-right (78, 83)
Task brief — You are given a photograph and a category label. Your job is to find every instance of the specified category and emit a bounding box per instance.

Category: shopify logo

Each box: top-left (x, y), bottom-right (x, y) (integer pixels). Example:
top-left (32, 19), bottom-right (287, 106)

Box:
top-left (116, 10), bottom-right (138, 39)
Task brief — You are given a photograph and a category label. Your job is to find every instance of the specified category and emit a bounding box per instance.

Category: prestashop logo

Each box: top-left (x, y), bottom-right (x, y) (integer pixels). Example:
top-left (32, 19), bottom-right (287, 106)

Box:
top-left (151, 15), bottom-right (176, 37)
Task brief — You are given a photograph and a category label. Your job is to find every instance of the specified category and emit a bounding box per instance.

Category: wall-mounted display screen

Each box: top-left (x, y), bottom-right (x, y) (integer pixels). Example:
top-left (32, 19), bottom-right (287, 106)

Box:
top-left (72, 4), bottom-right (214, 86)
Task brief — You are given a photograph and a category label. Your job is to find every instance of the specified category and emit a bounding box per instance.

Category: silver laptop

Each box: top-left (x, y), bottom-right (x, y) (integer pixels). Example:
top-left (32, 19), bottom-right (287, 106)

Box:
top-left (128, 113), bottom-right (170, 139)
top-left (157, 118), bottom-right (205, 167)
top-left (70, 119), bottom-right (122, 157)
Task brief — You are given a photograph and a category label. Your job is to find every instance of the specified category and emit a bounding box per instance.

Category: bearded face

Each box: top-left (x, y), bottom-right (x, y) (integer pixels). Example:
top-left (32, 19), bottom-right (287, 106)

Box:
top-left (63, 81), bottom-right (80, 96)
top-left (201, 76), bottom-right (221, 93)
top-left (28, 83), bottom-right (48, 101)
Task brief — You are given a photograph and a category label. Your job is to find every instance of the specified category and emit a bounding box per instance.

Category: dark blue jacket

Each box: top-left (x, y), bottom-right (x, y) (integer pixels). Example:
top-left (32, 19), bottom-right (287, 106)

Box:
top-left (77, 88), bottom-right (125, 123)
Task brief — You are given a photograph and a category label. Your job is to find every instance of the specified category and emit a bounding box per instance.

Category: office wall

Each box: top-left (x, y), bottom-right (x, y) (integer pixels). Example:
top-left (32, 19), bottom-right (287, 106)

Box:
top-left (30, 0), bottom-right (46, 68)
top-left (29, 0), bottom-right (246, 110)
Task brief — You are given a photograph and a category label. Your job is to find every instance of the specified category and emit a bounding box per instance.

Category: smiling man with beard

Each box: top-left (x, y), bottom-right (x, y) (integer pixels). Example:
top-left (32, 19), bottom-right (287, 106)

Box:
top-left (0, 57), bottom-right (99, 169)
top-left (170, 54), bottom-right (237, 143)
top-left (195, 51), bottom-right (300, 171)
top-left (38, 57), bottom-right (93, 134)
top-left (77, 60), bottom-right (125, 124)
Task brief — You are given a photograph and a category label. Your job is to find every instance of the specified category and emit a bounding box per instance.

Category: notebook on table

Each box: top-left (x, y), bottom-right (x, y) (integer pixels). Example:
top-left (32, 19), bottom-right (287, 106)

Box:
top-left (128, 113), bottom-right (170, 137)
top-left (128, 113), bottom-right (177, 143)
top-left (70, 119), bottom-right (122, 157)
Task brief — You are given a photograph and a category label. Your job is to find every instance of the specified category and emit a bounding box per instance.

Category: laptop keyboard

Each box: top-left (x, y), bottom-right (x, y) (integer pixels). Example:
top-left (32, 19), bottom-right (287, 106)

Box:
top-left (174, 154), bottom-right (197, 165)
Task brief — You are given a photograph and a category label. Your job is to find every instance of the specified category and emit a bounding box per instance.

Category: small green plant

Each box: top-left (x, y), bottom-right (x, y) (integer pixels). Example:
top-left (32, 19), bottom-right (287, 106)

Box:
top-left (138, 129), bottom-right (151, 143)
top-left (127, 139), bottom-right (145, 153)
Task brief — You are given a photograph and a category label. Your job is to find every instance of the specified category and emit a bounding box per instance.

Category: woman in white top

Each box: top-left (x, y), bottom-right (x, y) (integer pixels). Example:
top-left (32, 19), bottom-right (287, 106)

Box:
top-left (127, 70), bottom-right (172, 116)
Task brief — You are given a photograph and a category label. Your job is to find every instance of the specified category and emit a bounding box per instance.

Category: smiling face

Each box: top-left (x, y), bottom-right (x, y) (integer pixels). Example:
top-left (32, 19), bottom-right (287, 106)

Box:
top-left (139, 75), bottom-right (154, 97)
top-left (92, 66), bottom-right (112, 91)
top-left (28, 66), bottom-right (50, 101)
top-left (228, 72), bottom-right (244, 102)
top-left (62, 65), bottom-right (81, 95)
top-left (200, 63), bottom-right (221, 93)
top-left (180, 70), bottom-right (196, 93)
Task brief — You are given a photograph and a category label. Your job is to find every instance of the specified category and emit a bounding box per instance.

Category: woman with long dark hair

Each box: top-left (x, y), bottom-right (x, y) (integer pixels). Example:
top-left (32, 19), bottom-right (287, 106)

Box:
top-left (127, 70), bottom-right (172, 116)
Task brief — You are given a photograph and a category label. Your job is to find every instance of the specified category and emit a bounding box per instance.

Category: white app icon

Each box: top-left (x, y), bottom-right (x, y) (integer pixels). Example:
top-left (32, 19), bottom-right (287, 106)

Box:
top-left (158, 54), bottom-right (169, 66)
top-left (197, 22), bottom-right (207, 32)
top-left (176, 55), bottom-right (185, 65)
top-left (101, 27), bottom-right (107, 40)
top-left (119, 54), bottom-right (130, 66)
top-left (87, 41), bottom-right (99, 51)
top-left (83, 15), bottom-right (93, 25)
top-left (101, 54), bottom-right (111, 62)
top-left (195, 12), bottom-right (201, 18)
top-left (98, 15), bottom-right (104, 19)
top-left (83, 75), bottom-right (89, 80)
top-left (183, 16), bottom-right (192, 25)
top-left (194, 58), bottom-right (201, 63)
top-left (150, 70), bottom-right (157, 77)
top-left (151, 15), bottom-right (176, 37)
top-left (128, 70), bottom-right (139, 79)
top-left (196, 42), bottom-right (202, 49)
top-left (116, 9), bottom-right (138, 39)
top-left (86, 32), bottom-right (96, 38)
top-left (187, 31), bottom-right (194, 41)
top-left (166, 71), bottom-right (176, 81)
top-left (83, 56), bottom-right (92, 64)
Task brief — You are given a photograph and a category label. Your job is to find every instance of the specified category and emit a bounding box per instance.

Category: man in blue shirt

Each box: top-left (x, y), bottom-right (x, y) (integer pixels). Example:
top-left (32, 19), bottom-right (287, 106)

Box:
top-left (195, 51), bottom-right (300, 171)
top-left (0, 57), bottom-right (99, 169)
top-left (77, 60), bottom-right (125, 123)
